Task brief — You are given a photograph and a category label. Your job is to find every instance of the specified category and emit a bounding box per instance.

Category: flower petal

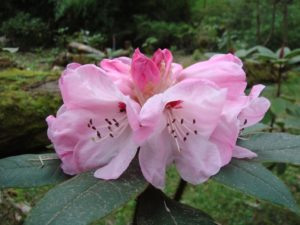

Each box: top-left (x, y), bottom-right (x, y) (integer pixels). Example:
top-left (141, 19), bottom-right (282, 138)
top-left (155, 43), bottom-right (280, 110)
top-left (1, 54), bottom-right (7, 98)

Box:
top-left (46, 108), bottom-right (96, 175)
top-left (239, 88), bottom-right (271, 128)
top-left (181, 54), bottom-right (246, 98)
top-left (249, 84), bottom-right (266, 98)
top-left (59, 64), bottom-right (123, 109)
top-left (174, 136), bottom-right (222, 184)
top-left (99, 57), bottom-right (133, 95)
top-left (67, 62), bottom-right (81, 70)
top-left (152, 48), bottom-right (173, 76)
top-left (93, 131), bottom-right (138, 179)
top-left (233, 146), bottom-right (257, 159)
top-left (131, 49), bottom-right (160, 91)
top-left (100, 57), bottom-right (131, 75)
top-left (210, 115), bottom-right (240, 165)
top-left (139, 129), bottom-right (173, 189)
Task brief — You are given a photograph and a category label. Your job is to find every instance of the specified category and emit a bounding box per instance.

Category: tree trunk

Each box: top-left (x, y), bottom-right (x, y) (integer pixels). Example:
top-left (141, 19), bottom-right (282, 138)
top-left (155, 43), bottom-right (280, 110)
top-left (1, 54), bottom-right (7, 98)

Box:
top-left (282, 0), bottom-right (289, 46)
top-left (264, 0), bottom-right (277, 46)
top-left (256, 0), bottom-right (261, 44)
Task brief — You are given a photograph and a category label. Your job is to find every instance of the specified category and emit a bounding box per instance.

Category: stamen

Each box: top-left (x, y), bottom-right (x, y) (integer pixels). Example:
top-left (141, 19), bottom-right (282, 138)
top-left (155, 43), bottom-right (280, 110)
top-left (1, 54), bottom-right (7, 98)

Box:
top-left (105, 118), bottom-right (112, 125)
top-left (166, 111), bottom-right (182, 152)
top-left (193, 119), bottom-right (196, 124)
top-left (194, 130), bottom-right (198, 135)
top-left (244, 119), bottom-right (248, 125)
top-left (87, 115), bottom-right (128, 143)
top-left (180, 118), bottom-right (184, 124)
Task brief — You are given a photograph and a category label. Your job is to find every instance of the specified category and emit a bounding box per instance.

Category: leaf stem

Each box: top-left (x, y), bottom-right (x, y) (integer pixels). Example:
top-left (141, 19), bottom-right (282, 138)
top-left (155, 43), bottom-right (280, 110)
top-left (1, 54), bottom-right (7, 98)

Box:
top-left (173, 179), bottom-right (187, 201)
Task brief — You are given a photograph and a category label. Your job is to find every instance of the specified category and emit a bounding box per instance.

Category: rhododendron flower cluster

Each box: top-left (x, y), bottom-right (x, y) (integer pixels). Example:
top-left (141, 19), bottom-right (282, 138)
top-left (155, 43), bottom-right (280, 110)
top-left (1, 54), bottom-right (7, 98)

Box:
top-left (47, 49), bottom-right (270, 189)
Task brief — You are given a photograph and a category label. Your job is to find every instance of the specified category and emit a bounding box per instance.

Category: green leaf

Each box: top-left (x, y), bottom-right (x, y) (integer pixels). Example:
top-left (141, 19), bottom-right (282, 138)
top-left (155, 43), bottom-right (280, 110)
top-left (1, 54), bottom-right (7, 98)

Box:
top-left (270, 98), bottom-right (289, 115)
top-left (242, 123), bottom-right (270, 135)
top-left (214, 159), bottom-right (299, 214)
top-left (284, 117), bottom-right (300, 130)
top-left (238, 133), bottom-right (300, 165)
top-left (255, 53), bottom-right (278, 61)
top-left (0, 154), bottom-right (69, 188)
top-left (136, 186), bottom-right (217, 225)
top-left (285, 48), bottom-right (300, 59)
top-left (25, 161), bottom-right (147, 225)
top-left (288, 56), bottom-right (300, 65)
top-left (255, 46), bottom-right (276, 57)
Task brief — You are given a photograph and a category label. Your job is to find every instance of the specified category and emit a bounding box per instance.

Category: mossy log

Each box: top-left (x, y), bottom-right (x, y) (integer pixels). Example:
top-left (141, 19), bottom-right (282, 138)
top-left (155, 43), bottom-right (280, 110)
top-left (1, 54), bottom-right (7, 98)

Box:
top-left (244, 60), bottom-right (277, 85)
top-left (0, 68), bottom-right (61, 157)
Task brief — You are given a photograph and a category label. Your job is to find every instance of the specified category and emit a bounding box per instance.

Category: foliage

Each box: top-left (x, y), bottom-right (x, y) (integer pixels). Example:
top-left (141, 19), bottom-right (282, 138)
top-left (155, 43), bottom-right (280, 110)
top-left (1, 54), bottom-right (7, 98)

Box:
top-left (135, 16), bottom-right (197, 51)
top-left (1, 12), bottom-right (49, 49)
top-left (71, 31), bottom-right (106, 49)
top-left (0, 0), bottom-right (300, 50)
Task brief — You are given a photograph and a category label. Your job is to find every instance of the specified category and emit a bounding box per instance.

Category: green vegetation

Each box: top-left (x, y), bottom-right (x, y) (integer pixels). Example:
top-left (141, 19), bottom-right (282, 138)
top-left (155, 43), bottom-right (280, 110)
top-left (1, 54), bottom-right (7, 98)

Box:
top-left (1, 0), bottom-right (300, 51)
top-left (0, 67), bottom-right (61, 157)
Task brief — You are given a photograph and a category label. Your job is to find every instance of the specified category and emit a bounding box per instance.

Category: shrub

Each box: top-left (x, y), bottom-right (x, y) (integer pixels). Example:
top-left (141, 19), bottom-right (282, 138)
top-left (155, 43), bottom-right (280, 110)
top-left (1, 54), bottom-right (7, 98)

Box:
top-left (134, 16), bottom-right (197, 52)
top-left (1, 12), bottom-right (49, 49)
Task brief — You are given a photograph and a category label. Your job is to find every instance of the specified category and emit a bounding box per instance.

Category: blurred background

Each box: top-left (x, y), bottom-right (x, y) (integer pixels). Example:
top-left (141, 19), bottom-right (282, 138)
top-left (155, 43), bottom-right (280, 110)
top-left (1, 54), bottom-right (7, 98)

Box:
top-left (1, 0), bottom-right (300, 224)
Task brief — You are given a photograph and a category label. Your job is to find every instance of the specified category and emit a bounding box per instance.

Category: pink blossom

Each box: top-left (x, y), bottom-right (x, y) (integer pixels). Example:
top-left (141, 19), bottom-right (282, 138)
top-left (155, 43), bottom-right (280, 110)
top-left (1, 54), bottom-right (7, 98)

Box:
top-left (47, 64), bottom-right (140, 179)
top-left (129, 51), bottom-right (270, 188)
top-left (47, 49), bottom-right (270, 189)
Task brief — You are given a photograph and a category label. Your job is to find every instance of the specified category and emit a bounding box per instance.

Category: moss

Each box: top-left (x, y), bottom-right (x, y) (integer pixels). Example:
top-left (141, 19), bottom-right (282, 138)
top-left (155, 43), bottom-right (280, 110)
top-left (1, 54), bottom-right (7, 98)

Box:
top-left (243, 60), bottom-right (277, 85)
top-left (0, 68), bottom-right (61, 157)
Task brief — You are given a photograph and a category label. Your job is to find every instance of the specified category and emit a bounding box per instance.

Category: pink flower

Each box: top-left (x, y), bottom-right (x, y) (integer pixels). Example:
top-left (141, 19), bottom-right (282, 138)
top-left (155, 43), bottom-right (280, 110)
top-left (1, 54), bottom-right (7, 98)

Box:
top-left (128, 51), bottom-right (270, 188)
top-left (46, 63), bottom-right (141, 179)
top-left (47, 49), bottom-right (270, 189)
top-left (137, 79), bottom-right (227, 188)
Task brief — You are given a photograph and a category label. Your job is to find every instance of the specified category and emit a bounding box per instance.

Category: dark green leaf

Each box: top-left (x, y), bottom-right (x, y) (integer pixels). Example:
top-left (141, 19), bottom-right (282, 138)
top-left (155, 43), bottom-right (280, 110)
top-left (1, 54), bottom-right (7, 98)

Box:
top-left (136, 186), bottom-right (217, 225)
top-left (214, 159), bottom-right (299, 214)
top-left (25, 161), bottom-right (147, 225)
top-left (238, 133), bottom-right (300, 165)
top-left (0, 154), bottom-right (69, 188)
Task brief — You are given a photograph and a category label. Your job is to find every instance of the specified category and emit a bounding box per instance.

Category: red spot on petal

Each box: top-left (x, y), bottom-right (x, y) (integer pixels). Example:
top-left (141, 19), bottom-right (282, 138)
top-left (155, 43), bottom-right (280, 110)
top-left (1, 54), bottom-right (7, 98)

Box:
top-left (166, 100), bottom-right (183, 109)
top-left (118, 102), bottom-right (126, 113)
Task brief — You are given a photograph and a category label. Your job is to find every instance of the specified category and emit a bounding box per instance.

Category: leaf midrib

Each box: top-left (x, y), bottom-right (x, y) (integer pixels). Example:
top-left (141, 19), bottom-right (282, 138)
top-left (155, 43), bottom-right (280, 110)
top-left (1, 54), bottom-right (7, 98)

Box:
top-left (230, 163), bottom-right (293, 207)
